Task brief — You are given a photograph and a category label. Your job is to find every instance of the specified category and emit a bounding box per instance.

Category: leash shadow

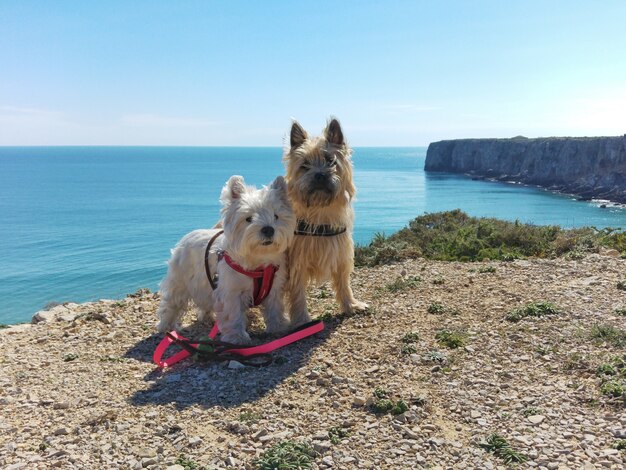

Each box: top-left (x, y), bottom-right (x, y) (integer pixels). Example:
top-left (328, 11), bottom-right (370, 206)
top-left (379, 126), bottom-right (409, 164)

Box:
top-left (126, 323), bottom-right (334, 410)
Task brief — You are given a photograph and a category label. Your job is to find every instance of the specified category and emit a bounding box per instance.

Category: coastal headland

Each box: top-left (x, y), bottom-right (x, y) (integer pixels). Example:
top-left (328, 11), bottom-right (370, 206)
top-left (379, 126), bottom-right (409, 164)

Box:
top-left (425, 136), bottom-right (626, 204)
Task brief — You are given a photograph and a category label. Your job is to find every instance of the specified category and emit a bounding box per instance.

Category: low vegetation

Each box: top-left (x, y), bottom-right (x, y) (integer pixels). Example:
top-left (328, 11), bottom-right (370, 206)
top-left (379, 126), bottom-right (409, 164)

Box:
top-left (399, 332), bottom-right (420, 356)
top-left (369, 388), bottom-right (409, 416)
top-left (255, 441), bottom-right (317, 470)
top-left (355, 209), bottom-right (625, 266)
top-left (435, 329), bottom-right (465, 349)
top-left (384, 275), bottom-right (421, 293)
top-left (328, 426), bottom-right (351, 445)
top-left (505, 302), bottom-right (559, 323)
top-left (589, 324), bottom-right (626, 347)
top-left (479, 433), bottom-right (527, 464)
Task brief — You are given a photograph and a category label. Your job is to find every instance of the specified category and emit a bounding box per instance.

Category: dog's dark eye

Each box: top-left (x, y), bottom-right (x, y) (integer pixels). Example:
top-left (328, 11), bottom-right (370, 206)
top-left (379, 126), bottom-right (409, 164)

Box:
top-left (245, 216), bottom-right (253, 223)
top-left (325, 155), bottom-right (337, 166)
top-left (300, 163), bottom-right (310, 171)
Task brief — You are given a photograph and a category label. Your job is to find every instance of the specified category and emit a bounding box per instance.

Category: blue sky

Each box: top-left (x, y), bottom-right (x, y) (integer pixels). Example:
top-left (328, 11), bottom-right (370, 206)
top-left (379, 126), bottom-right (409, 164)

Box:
top-left (1, 1), bottom-right (625, 146)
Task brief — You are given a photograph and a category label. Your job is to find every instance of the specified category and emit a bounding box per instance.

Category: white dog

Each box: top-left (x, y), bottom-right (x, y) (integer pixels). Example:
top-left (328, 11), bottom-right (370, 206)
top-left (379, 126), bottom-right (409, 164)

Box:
top-left (156, 175), bottom-right (296, 344)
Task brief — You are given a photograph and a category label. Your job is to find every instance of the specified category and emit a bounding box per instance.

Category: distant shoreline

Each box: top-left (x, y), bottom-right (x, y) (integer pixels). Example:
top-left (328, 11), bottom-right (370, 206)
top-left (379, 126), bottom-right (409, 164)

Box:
top-left (425, 135), bottom-right (626, 204)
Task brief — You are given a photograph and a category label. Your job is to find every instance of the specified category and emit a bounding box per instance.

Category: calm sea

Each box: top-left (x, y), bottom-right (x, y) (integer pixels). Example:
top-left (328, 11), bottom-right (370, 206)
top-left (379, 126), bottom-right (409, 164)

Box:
top-left (1, 146), bottom-right (625, 324)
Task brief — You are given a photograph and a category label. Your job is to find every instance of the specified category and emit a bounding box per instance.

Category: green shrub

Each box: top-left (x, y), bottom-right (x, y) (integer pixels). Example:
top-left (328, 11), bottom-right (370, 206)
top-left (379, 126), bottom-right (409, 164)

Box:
top-left (505, 302), bottom-right (559, 322)
top-left (590, 324), bottom-right (626, 347)
top-left (479, 433), bottom-right (527, 464)
top-left (600, 380), bottom-right (625, 398)
top-left (328, 426), bottom-right (350, 445)
top-left (354, 210), bottom-right (623, 266)
top-left (255, 441), bottom-right (317, 470)
top-left (435, 329), bottom-right (465, 349)
top-left (385, 275), bottom-right (421, 292)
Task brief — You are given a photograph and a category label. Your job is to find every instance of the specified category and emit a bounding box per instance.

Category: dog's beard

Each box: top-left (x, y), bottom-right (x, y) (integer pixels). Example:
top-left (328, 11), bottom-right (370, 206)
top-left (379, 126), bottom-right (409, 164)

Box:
top-left (290, 175), bottom-right (342, 208)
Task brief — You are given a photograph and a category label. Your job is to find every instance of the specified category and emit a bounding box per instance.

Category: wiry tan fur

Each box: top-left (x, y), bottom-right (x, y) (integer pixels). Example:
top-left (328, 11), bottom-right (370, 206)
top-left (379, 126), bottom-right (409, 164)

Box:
top-left (284, 118), bottom-right (368, 325)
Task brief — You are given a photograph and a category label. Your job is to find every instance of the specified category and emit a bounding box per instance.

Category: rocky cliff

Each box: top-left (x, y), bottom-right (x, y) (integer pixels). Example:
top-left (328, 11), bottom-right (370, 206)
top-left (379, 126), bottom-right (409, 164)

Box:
top-left (425, 136), bottom-right (626, 203)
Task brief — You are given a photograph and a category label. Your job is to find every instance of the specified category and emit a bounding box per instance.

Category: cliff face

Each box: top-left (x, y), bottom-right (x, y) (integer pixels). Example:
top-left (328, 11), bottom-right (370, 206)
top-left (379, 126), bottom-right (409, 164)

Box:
top-left (425, 136), bottom-right (626, 203)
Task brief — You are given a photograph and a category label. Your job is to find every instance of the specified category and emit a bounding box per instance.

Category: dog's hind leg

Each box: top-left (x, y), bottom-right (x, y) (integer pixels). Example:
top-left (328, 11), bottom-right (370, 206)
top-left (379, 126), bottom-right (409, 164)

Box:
top-left (156, 278), bottom-right (189, 333)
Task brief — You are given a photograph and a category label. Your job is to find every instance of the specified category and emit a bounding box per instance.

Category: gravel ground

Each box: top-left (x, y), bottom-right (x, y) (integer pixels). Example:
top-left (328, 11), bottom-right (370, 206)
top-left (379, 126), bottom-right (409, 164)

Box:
top-left (1, 253), bottom-right (626, 469)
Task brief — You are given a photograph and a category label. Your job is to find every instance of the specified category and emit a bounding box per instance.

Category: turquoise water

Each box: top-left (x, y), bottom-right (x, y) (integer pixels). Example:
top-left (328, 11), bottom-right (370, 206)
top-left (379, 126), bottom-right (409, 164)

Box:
top-left (1, 146), bottom-right (624, 324)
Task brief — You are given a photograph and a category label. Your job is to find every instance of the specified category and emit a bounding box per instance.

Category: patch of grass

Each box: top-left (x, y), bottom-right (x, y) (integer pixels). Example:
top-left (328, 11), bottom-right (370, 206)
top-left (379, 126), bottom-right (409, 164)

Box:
top-left (505, 302), bottom-right (559, 322)
top-left (354, 210), bottom-right (623, 266)
top-left (38, 442), bottom-right (49, 451)
top-left (618, 280), bottom-right (626, 291)
top-left (400, 331), bottom-right (420, 355)
top-left (613, 440), bottom-right (626, 450)
top-left (600, 380), bottom-right (625, 398)
top-left (478, 265), bottom-right (497, 273)
top-left (597, 363), bottom-right (617, 376)
top-left (521, 407), bottom-right (542, 417)
top-left (590, 324), bottom-right (626, 347)
top-left (0, 323), bottom-right (9, 329)
top-left (426, 302), bottom-right (458, 315)
top-left (427, 302), bottom-right (446, 314)
top-left (391, 399), bottom-right (409, 415)
top-left (373, 387), bottom-right (388, 399)
top-left (316, 287), bottom-right (330, 299)
top-left (401, 332), bottom-right (420, 343)
top-left (384, 275), bottom-right (421, 293)
top-left (435, 329), bottom-right (465, 349)
top-left (255, 441), bottom-right (317, 470)
top-left (328, 426), bottom-right (351, 445)
top-left (369, 388), bottom-right (409, 416)
top-left (238, 411), bottom-right (262, 424)
top-left (615, 307), bottom-right (626, 316)
top-left (63, 353), bottom-right (78, 362)
top-left (370, 399), bottom-right (394, 414)
top-left (431, 276), bottom-right (445, 285)
top-left (422, 350), bottom-right (447, 363)
top-left (175, 454), bottom-right (202, 470)
top-left (563, 352), bottom-right (589, 372)
top-left (479, 433), bottom-right (528, 465)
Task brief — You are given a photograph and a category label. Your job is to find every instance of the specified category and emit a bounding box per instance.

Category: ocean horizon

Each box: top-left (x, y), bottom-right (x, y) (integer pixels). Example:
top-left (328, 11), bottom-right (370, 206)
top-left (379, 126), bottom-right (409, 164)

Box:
top-left (1, 146), bottom-right (625, 325)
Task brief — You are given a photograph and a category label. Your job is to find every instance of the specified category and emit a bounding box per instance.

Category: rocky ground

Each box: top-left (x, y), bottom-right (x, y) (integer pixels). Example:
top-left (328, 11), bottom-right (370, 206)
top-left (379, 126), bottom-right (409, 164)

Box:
top-left (1, 254), bottom-right (626, 469)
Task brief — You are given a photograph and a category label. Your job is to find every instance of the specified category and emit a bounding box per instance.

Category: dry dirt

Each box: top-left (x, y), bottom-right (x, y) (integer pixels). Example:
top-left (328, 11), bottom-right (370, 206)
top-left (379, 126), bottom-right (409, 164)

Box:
top-left (1, 254), bottom-right (626, 469)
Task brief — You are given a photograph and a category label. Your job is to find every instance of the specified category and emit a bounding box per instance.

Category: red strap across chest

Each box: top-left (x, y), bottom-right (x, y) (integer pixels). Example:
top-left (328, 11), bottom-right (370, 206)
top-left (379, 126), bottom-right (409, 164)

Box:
top-left (222, 253), bottom-right (278, 306)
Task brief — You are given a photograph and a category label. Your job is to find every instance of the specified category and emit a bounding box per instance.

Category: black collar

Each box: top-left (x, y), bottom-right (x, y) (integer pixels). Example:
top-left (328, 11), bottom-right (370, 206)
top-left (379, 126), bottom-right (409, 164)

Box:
top-left (295, 219), bottom-right (347, 237)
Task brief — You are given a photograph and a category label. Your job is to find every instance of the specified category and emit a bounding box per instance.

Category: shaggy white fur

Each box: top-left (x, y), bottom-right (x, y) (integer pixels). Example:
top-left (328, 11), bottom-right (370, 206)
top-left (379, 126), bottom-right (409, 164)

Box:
top-left (156, 175), bottom-right (296, 344)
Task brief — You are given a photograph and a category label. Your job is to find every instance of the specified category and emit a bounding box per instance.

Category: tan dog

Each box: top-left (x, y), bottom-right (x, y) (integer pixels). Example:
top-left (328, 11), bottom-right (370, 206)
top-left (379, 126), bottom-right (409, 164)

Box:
top-left (284, 118), bottom-right (368, 325)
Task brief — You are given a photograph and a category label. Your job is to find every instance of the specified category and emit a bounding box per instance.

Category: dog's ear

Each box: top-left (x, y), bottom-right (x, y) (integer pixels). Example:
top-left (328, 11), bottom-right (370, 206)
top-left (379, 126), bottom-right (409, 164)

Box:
top-left (325, 118), bottom-right (344, 146)
top-left (269, 175), bottom-right (290, 204)
top-left (221, 175), bottom-right (246, 203)
top-left (270, 175), bottom-right (287, 193)
top-left (290, 121), bottom-right (308, 149)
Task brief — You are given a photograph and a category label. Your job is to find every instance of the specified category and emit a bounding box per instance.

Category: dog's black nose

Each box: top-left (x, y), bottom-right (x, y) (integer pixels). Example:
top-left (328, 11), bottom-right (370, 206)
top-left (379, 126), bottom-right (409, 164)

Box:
top-left (261, 226), bottom-right (275, 237)
top-left (314, 172), bottom-right (326, 182)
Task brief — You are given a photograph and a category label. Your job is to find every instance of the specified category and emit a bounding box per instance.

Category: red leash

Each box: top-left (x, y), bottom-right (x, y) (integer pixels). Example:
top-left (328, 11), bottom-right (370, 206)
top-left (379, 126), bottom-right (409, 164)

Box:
top-left (153, 320), bottom-right (324, 368)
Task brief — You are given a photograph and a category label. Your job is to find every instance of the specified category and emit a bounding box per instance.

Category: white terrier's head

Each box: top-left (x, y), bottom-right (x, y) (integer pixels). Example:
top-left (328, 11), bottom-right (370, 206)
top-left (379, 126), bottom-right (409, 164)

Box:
top-left (220, 175), bottom-right (296, 264)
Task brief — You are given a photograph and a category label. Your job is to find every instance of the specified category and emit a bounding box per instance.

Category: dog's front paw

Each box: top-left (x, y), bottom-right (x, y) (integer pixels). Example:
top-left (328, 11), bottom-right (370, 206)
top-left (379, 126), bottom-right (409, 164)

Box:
top-left (220, 331), bottom-right (252, 345)
top-left (156, 319), bottom-right (179, 333)
top-left (264, 317), bottom-right (289, 335)
top-left (344, 300), bottom-right (369, 315)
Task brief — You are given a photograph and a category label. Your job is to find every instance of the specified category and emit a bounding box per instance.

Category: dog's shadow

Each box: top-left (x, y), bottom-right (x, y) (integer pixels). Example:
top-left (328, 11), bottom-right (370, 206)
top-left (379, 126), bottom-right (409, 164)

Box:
top-left (125, 321), bottom-right (333, 410)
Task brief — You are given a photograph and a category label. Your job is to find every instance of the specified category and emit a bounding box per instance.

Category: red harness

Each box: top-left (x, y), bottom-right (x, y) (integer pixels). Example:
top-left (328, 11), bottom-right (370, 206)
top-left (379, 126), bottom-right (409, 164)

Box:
top-left (204, 230), bottom-right (278, 306)
top-left (222, 253), bottom-right (278, 306)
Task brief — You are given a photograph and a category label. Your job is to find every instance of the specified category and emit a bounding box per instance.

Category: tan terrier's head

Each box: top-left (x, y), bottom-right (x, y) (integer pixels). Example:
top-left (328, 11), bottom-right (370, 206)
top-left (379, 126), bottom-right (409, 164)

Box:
top-left (283, 118), bottom-right (356, 210)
